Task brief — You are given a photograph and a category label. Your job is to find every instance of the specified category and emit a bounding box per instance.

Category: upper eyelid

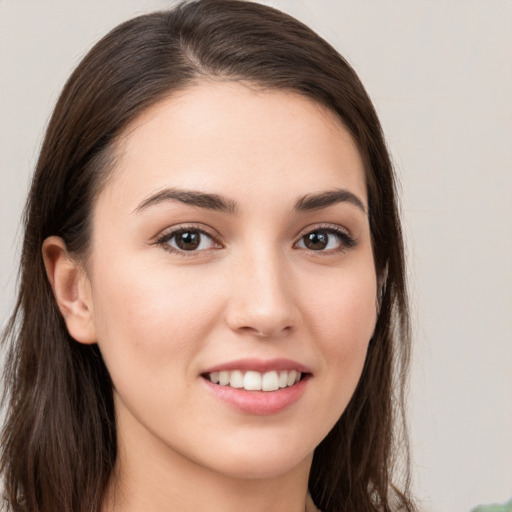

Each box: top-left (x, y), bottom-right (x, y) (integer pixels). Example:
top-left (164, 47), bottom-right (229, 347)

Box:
top-left (294, 223), bottom-right (352, 239)
top-left (154, 223), bottom-right (221, 243)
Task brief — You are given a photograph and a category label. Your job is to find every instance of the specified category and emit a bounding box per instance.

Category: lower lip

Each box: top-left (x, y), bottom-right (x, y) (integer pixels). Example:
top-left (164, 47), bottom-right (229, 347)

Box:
top-left (201, 375), bottom-right (310, 415)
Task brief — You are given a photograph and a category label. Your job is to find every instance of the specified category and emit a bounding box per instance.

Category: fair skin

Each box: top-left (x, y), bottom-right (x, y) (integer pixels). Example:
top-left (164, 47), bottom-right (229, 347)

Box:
top-left (43, 82), bottom-right (377, 512)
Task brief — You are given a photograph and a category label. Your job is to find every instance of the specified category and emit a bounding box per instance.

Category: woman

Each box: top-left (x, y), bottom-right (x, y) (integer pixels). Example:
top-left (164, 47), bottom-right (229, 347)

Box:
top-left (0, 1), bottom-right (414, 511)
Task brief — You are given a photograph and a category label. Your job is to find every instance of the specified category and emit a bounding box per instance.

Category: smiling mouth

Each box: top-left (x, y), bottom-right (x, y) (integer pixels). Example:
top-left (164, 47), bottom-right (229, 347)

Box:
top-left (202, 370), bottom-right (305, 392)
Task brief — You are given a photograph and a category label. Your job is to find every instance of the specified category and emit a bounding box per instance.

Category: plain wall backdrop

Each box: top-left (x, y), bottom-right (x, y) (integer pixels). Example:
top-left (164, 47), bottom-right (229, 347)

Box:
top-left (1, 1), bottom-right (511, 511)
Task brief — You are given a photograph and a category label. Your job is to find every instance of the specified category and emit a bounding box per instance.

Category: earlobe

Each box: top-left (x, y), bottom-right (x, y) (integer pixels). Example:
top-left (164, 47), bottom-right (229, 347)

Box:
top-left (42, 236), bottom-right (97, 344)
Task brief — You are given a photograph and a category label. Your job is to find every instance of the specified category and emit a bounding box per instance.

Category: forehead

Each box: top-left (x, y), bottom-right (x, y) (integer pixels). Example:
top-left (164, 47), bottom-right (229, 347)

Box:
top-left (100, 81), bottom-right (367, 212)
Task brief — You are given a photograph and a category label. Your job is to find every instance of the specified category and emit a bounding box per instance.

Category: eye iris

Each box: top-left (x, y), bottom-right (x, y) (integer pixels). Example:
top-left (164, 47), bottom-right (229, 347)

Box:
top-left (175, 231), bottom-right (200, 250)
top-left (304, 231), bottom-right (329, 250)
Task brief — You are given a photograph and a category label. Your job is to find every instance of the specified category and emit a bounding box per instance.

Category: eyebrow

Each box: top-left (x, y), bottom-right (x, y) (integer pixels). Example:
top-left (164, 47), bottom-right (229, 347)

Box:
top-left (293, 188), bottom-right (367, 214)
top-left (134, 188), bottom-right (238, 214)
top-left (134, 187), bottom-right (366, 215)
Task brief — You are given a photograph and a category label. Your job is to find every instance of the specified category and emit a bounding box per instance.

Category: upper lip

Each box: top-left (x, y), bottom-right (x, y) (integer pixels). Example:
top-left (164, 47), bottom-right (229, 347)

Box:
top-left (202, 358), bottom-right (311, 375)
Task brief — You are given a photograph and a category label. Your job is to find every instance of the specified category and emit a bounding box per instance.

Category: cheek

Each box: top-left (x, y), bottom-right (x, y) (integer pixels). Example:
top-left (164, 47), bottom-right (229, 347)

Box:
top-left (88, 253), bottom-right (222, 378)
top-left (308, 263), bottom-right (377, 347)
top-left (303, 262), bottom-right (377, 409)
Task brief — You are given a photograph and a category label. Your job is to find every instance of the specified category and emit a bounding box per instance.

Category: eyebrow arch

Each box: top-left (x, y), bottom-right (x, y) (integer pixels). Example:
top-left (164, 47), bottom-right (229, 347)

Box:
top-left (294, 188), bottom-right (367, 214)
top-left (134, 188), bottom-right (238, 214)
top-left (134, 186), bottom-right (366, 216)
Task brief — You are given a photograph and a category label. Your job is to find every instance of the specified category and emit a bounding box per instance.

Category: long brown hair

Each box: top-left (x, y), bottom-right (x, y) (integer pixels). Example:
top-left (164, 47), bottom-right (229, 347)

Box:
top-left (1, 1), bottom-right (414, 511)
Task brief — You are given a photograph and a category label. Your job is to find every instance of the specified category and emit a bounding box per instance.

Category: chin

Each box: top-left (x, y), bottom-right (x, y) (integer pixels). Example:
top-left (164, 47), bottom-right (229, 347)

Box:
top-left (201, 438), bottom-right (314, 480)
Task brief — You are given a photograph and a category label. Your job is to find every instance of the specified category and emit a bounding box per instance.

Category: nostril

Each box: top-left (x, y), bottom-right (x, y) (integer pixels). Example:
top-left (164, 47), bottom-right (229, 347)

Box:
top-left (225, 297), bottom-right (300, 338)
top-left (237, 324), bottom-right (294, 338)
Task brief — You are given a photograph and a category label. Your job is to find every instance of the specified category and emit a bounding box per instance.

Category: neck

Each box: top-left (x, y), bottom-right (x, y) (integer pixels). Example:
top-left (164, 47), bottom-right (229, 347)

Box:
top-left (104, 450), bottom-right (313, 512)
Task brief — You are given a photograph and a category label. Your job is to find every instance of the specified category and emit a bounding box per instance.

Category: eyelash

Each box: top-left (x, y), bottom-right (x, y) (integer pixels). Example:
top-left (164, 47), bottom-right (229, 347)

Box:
top-left (155, 225), bottom-right (221, 256)
top-left (295, 224), bottom-right (357, 254)
top-left (154, 224), bottom-right (356, 256)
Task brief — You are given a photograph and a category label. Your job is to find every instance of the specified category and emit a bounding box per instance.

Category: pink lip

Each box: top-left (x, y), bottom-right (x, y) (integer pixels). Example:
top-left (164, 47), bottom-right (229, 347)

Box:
top-left (201, 375), bottom-right (310, 415)
top-left (202, 358), bottom-right (311, 374)
top-left (200, 358), bottom-right (312, 416)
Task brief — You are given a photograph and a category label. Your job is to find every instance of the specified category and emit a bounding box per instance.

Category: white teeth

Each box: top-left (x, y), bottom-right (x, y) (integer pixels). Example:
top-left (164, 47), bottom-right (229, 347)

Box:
top-left (207, 370), bottom-right (303, 391)
top-left (218, 371), bottom-right (230, 386)
top-left (278, 371), bottom-right (288, 388)
top-left (287, 370), bottom-right (297, 387)
top-left (243, 371), bottom-right (262, 390)
top-left (262, 371), bottom-right (279, 391)
top-left (229, 370), bottom-right (244, 388)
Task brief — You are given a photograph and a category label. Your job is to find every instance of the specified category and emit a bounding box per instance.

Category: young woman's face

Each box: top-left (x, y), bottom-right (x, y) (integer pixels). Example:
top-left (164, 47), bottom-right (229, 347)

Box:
top-left (86, 82), bottom-right (377, 480)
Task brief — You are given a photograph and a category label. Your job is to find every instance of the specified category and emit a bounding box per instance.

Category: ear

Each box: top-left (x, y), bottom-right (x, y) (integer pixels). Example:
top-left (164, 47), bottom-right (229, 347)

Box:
top-left (42, 236), bottom-right (97, 344)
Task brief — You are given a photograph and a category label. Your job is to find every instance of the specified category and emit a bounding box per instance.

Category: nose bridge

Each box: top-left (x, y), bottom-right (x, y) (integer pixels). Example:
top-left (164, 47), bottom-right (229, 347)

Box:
top-left (226, 243), bottom-right (298, 337)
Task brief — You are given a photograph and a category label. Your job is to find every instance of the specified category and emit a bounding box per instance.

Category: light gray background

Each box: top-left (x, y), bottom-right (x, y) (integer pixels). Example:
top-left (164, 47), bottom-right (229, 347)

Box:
top-left (1, 1), bottom-right (511, 511)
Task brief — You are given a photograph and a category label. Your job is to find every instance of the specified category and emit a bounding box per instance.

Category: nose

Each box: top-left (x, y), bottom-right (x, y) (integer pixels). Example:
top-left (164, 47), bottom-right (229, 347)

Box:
top-left (224, 249), bottom-right (299, 338)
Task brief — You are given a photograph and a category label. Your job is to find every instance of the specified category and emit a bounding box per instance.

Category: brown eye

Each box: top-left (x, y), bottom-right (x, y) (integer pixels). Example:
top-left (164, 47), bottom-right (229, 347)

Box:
top-left (175, 231), bottom-right (201, 250)
top-left (296, 228), bottom-right (355, 252)
top-left (303, 232), bottom-right (329, 250)
top-left (163, 229), bottom-right (216, 252)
